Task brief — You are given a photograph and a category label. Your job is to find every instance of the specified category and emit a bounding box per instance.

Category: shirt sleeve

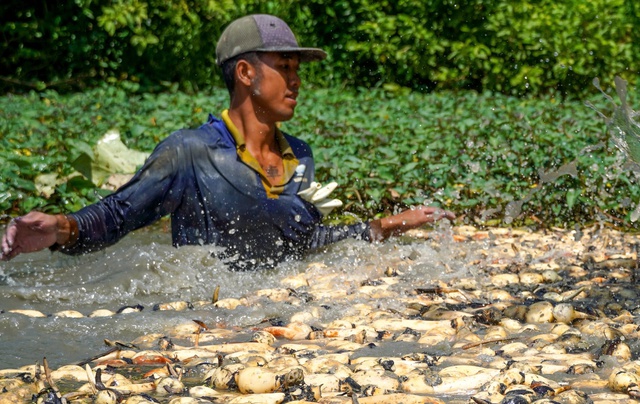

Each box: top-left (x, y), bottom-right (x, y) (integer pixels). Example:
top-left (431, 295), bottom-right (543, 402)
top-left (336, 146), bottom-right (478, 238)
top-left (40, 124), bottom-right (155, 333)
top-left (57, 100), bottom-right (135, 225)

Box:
top-left (59, 133), bottom-right (187, 255)
top-left (307, 221), bottom-right (373, 250)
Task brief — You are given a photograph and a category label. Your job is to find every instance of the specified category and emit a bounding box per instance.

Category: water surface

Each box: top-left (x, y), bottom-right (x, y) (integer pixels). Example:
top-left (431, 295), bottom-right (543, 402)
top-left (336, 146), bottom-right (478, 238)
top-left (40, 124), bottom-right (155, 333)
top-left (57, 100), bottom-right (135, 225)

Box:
top-left (0, 221), bottom-right (472, 369)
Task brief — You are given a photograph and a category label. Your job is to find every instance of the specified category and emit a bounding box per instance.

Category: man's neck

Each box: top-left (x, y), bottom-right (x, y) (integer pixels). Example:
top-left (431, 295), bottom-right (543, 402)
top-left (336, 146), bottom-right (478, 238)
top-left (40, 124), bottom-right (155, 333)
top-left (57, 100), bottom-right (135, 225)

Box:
top-left (227, 106), bottom-right (280, 162)
top-left (228, 103), bottom-right (277, 149)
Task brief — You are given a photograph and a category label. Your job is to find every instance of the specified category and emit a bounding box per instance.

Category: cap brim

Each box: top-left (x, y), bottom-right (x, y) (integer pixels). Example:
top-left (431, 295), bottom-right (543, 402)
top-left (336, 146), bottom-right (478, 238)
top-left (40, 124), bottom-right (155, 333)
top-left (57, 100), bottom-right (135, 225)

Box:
top-left (255, 47), bottom-right (327, 63)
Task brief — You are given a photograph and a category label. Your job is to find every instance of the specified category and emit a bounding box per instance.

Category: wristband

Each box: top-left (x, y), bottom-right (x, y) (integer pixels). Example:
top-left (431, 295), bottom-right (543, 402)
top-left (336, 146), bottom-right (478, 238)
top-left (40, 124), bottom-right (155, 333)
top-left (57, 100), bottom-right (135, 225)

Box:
top-left (49, 215), bottom-right (79, 251)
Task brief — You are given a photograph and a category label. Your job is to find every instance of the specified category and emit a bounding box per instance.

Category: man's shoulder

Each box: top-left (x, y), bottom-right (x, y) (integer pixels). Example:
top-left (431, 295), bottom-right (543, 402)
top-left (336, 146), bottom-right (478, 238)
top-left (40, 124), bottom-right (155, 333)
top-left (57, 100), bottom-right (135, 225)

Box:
top-left (162, 121), bottom-right (232, 148)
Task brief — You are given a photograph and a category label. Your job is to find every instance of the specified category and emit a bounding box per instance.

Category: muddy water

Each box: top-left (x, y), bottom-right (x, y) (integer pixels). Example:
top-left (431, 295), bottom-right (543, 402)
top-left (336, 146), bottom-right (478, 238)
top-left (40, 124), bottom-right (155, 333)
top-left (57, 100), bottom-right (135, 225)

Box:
top-left (0, 221), bottom-right (473, 370)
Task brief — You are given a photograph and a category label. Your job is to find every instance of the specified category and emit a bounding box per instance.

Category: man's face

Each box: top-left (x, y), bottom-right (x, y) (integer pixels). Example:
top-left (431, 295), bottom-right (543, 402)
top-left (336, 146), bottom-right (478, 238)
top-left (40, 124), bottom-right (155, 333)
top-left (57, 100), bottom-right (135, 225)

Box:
top-left (249, 52), bottom-right (301, 123)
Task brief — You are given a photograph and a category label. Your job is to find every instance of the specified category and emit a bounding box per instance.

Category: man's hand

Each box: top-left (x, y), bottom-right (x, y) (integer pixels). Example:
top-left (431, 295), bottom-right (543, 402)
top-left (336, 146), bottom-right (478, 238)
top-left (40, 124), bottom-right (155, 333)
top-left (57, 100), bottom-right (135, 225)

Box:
top-left (1, 212), bottom-right (71, 261)
top-left (370, 206), bottom-right (455, 241)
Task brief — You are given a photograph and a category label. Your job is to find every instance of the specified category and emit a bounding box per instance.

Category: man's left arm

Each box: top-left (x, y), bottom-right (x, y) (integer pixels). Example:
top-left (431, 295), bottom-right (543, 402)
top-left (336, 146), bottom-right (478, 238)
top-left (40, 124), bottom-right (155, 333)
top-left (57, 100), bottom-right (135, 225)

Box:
top-left (306, 206), bottom-right (455, 251)
top-left (369, 206), bottom-right (456, 241)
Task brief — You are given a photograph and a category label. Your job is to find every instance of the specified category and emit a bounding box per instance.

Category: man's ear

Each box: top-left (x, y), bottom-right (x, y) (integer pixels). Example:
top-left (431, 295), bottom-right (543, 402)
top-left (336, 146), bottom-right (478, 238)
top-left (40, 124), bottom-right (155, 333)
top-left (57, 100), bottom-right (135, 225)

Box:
top-left (236, 59), bottom-right (255, 87)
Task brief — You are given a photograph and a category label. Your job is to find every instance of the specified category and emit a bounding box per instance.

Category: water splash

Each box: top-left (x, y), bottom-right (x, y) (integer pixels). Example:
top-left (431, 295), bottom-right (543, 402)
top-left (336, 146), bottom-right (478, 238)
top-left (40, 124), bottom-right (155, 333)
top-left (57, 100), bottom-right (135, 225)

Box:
top-left (504, 77), bottom-right (639, 224)
top-left (588, 77), bottom-right (640, 165)
top-left (587, 77), bottom-right (640, 221)
top-left (502, 160), bottom-right (580, 224)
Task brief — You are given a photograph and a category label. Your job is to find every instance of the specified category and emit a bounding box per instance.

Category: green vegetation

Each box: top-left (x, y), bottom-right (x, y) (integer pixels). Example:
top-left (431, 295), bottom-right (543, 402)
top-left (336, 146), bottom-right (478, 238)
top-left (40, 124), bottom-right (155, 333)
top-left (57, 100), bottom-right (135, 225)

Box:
top-left (1, 83), bottom-right (639, 229)
top-left (2, 0), bottom-right (638, 227)
top-left (1, 0), bottom-right (637, 97)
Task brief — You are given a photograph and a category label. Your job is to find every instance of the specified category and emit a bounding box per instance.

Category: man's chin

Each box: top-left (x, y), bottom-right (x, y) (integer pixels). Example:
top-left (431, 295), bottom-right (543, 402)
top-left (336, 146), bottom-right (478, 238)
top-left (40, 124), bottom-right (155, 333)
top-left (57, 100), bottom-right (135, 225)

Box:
top-left (279, 111), bottom-right (296, 122)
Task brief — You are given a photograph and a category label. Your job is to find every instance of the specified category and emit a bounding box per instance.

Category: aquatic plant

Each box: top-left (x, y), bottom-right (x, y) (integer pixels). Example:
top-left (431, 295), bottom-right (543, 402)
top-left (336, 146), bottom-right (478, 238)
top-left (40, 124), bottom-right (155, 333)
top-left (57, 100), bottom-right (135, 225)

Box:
top-left (0, 82), bottom-right (638, 228)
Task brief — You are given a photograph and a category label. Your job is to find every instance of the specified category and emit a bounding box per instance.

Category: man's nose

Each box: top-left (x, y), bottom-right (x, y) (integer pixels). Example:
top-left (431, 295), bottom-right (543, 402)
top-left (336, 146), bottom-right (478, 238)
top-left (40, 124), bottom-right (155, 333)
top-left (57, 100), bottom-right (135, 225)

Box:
top-left (290, 71), bottom-right (301, 89)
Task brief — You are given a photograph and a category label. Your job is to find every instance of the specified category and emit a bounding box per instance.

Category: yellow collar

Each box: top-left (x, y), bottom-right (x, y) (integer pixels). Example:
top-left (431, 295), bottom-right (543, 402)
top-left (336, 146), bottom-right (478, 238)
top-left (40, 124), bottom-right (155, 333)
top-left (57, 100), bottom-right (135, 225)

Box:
top-left (221, 110), bottom-right (295, 157)
top-left (221, 110), bottom-right (299, 198)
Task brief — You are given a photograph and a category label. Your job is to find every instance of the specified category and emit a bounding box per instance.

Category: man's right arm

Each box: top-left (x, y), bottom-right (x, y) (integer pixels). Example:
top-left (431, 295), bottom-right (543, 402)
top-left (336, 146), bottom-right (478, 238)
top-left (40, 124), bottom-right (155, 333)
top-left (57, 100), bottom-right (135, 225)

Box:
top-left (56, 133), bottom-right (189, 255)
top-left (1, 132), bottom-right (188, 260)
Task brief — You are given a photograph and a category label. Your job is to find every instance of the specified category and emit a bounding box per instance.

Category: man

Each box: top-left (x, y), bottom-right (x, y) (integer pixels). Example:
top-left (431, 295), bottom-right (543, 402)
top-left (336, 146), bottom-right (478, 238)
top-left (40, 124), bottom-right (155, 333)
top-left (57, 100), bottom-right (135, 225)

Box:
top-left (1, 14), bottom-right (454, 269)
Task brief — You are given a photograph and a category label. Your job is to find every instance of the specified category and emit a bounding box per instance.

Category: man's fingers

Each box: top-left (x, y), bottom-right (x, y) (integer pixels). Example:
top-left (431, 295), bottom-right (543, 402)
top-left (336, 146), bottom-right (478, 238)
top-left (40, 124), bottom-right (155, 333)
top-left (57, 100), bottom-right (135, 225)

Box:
top-left (5, 220), bottom-right (18, 246)
top-left (3, 227), bottom-right (13, 251)
top-left (423, 207), bottom-right (455, 222)
top-left (1, 235), bottom-right (16, 261)
top-left (0, 242), bottom-right (7, 261)
top-left (441, 210), bottom-right (456, 220)
top-left (1, 218), bottom-right (21, 260)
top-left (1, 248), bottom-right (18, 261)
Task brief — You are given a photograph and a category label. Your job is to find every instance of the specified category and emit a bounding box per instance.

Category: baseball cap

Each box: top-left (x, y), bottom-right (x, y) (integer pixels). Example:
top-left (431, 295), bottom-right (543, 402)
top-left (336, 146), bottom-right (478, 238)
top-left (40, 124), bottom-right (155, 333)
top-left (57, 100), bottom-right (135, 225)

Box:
top-left (216, 14), bottom-right (327, 66)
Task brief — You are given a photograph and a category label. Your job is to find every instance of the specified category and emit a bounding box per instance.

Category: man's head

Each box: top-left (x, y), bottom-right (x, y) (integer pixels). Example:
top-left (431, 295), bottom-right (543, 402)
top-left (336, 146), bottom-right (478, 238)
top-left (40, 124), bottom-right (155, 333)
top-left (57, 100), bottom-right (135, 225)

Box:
top-left (217, 14), bottom-right (326, 95)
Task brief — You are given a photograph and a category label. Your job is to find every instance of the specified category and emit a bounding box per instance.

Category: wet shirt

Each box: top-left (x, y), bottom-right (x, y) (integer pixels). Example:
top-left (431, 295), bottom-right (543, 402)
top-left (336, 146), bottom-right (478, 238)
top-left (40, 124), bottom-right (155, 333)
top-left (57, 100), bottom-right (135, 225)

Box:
top-left (63, 113), bottom-right (372, 268)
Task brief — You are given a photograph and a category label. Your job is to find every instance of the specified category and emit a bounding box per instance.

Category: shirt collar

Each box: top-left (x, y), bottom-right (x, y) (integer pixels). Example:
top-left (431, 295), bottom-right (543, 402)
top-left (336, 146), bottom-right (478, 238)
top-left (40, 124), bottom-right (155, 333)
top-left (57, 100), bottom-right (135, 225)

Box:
top-left (220, 110), bottom-right (299, 198)
top-left (221, 109), bottom-right (295, 158)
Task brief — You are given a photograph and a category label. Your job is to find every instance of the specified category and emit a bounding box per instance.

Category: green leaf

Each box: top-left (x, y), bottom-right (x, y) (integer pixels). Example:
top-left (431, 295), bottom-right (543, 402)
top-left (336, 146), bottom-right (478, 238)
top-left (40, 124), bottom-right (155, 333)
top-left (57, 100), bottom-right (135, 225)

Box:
top-left (566, 188), bottom-right (581, 209)
top-left (90, 130), bottom-right (150, 186)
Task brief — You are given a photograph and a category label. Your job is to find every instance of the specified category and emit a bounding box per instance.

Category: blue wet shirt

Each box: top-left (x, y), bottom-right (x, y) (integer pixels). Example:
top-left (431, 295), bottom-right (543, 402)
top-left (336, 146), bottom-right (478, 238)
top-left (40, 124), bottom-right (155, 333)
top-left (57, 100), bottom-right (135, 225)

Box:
top-left (63, 113), bottom-right (372, 268)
